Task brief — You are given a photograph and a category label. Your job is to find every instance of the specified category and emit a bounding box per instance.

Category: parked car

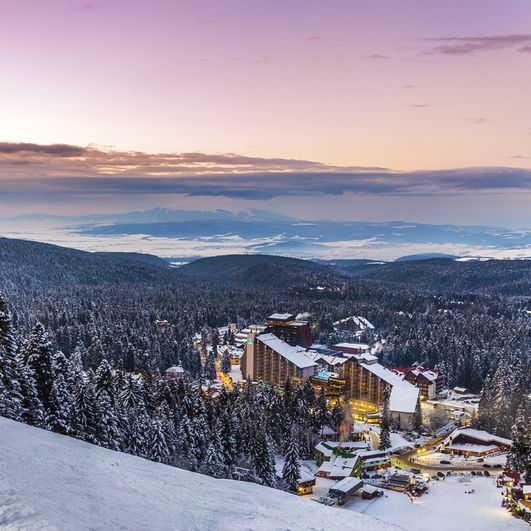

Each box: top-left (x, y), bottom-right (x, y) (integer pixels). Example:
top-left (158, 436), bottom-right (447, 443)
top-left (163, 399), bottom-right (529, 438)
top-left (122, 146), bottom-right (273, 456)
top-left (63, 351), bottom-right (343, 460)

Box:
top-left (482, 464), bottom-right (491, 468)
top-left (437, 472), bottom-right (445, 478)
top-left (483, 470), bottom-right (490, 476)
top-left (440, 460), bottom-right (451, 465)
top-left (410, 468), bottom-right (421, 474)
top-left (477, 458), bottom-right (484, 462)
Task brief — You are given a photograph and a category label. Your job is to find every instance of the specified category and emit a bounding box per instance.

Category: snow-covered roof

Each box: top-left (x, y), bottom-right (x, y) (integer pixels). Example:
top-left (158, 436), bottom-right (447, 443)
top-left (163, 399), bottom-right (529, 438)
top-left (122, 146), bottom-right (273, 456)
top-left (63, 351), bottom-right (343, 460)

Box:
top-left (329, 477), bottom-right (363, 494)
top-left (274, 463), bottom-right (315, 485)
top-left (318, 455), bottom-right (360, 478)
top-left (523, 485), bottom-right (531, 495)
top-left (307, 352), bottom-right (353, 367)
top-left (363, 484), bottom-right (381, 494)
top-left (411, 368), bottom-right (439, 382)
top-left (165, 366), bottom-right (184, 373)
top-left (257, 334), bottom-right (317, 370)
top-left (268, 313), bottom-right (294, 321)
top-left (443, 428), bottom-right (512, 448)
top-left (359, 362), bottom-right (419, 414)
top-left (334, 342), bottom-right (370, 351)
top-left (316, 441), bottom-right (368, 457)
top-left (445, 443), bottom-right (499, 454)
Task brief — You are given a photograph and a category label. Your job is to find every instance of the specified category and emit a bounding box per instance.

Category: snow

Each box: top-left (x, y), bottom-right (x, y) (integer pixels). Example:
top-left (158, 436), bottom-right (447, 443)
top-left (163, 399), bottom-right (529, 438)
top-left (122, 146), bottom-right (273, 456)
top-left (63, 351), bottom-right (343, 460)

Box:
top-left (257, 333), bottom-right (317, 370)
top-left (308, 472), bottom-right (529, 531)
top-left (267, 313), bottom-right (294, 321)
top-left (0, 417), bottom-right (400, 531)
top-left (347, 476), bottom-right (529, 531)
top-left (523, 486), bottom-right (531, 495)
top-left (442, 428), bottom-right (512, 448)
top-left (445, 443), bottom-right (499, 454)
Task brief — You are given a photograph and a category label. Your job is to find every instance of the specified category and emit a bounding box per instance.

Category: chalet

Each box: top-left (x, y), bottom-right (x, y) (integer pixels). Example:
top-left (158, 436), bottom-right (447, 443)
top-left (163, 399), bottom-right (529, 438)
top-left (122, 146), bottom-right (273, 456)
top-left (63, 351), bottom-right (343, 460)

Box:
top-left (317, 454), bottom-right (362, 479)
top-left (315, 441), bottom-right (369, 465)
top-left (440, 428), bottom-right (512, 457)
top-left (362, 484), bottom-right (384, 500)
top-left (524, 485), bottom-right (531, 503)
top-left (165, 366), bottom-right (185, 380)
top-left (274, 463), bottom-right (316, 495)
top-left (386, 471), bottom-right (413, 492)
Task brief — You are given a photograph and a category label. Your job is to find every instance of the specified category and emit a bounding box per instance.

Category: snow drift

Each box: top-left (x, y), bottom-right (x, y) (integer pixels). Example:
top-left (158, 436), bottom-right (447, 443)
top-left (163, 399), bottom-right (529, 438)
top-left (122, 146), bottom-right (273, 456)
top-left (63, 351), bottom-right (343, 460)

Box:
top-left (0, 417), bottom-right (400, 530)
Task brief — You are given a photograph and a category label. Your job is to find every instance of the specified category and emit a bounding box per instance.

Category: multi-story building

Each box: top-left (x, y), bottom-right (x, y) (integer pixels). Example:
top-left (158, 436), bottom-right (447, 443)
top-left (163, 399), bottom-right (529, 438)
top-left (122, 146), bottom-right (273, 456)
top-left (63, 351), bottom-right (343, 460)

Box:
top-left (403, 367), bottom-right (444, 400)
top-left (242, 328), bottom-right (419, 428)
top-left (265, 313), bottom-right (312, 348)
top-left (241, 333), bottom-right (317, 386)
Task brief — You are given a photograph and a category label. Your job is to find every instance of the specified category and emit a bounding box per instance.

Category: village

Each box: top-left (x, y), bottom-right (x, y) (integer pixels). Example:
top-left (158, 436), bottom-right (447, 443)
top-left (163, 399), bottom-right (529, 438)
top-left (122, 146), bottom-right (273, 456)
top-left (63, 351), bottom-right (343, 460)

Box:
top-left (162, 312), bottom-right (531, 528)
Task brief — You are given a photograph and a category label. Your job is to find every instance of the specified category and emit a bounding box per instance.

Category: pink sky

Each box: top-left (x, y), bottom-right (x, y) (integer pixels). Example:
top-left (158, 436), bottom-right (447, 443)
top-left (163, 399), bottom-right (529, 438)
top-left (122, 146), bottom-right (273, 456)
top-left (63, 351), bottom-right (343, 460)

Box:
top-left (0, 0), bottom-right (530, 225)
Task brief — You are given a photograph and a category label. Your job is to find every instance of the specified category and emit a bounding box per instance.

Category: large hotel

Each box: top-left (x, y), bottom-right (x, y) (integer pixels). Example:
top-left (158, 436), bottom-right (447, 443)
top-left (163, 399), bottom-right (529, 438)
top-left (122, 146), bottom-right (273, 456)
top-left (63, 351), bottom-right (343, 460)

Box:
top-left (241, 314), bottom-right (420, 428)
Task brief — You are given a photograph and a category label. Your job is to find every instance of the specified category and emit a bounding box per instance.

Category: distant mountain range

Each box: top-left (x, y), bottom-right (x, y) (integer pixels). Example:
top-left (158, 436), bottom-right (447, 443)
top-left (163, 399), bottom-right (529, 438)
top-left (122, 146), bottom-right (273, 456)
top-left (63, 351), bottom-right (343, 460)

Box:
top-left (1, 208), bottom-right (530, 261)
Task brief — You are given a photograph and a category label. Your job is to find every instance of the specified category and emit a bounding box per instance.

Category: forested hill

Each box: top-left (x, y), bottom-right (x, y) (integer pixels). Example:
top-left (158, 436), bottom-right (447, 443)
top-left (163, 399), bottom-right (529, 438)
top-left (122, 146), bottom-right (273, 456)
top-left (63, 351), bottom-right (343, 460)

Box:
top-left (0, 237), bottom-right (173, 290)
top-left (354, 258), bottom-right (531, 297)
top-left (179, 254), bottom-right (347, 286)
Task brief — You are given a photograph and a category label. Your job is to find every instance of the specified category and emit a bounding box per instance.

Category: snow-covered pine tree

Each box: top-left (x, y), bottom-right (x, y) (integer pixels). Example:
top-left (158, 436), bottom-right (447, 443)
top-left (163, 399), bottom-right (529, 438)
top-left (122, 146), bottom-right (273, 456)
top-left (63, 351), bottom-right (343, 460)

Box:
top-left (148, 417), bottom-right (170, 464)
top-left (281, 432), bottom-right (301, 492)
top-left (0, 293), bottom-right (23, 420)
top-left (47, 373), bottom-right (73, 435)
top-left (507, 402), bottom-right (531, 482)
top-left (202, 425), bottom-right (225, 478)
top-left (24, 323), bottom-right (54, 411)
top-left (254, 430), bottom-right (276, 487)
top-left (379, 385), bottom-right (392, 450)
top-left (72, 378), bottom-right (98, 443)
top-left (413, 395), bottom-right (423, 432)
top-left (18, 363), bottom-right (45, 427)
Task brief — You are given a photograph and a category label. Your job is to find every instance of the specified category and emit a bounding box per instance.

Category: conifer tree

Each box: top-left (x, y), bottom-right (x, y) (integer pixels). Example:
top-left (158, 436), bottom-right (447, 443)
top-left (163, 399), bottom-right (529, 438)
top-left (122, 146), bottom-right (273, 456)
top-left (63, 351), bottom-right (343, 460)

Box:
top-left (507, 402), bottom-right (531, 482)
top-left (25, 323), bottom-right (54, 410)
top-left (254, 430), bottom-right (276, 487)
top-left (202, 425), bottom-right (225, 478)
top-left (18, 364), bottom-right (45, 427)
top-left (413, 395), bottom-right (423, 432)
top-left (282, 433), bottom-right (301, 492)
top-left (379, 385), bottom-right (392, 450)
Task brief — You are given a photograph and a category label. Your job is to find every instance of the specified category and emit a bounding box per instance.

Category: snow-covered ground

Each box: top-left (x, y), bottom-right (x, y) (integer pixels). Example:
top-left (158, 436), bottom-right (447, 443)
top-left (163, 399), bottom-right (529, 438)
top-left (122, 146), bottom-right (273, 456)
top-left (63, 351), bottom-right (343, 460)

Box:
top-left (0, 417), bottom-right (399, 531)
top-left (305, 471), bottom-right (528, 531)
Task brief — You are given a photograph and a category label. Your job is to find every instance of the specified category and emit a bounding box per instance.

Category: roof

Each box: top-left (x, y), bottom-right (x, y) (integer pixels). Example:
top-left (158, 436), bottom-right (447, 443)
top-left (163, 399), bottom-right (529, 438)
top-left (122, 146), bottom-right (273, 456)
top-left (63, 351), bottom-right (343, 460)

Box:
top-left (363, 484), bottom-right (381, 494)
top-left (359, 362), bottom-right (419, 413)
top-left (523, 485), bottom-right (531, 495)
top-left (333, 342), bottom-right (370, 351)
top-left (329, 477), bottom-right (363, 494)
top-left (315, 441), bottom-right (368, 457)
top-left (317, 455), bottom-right (360, 478)
top-left (267, 313), bottom-right (294, 321)
top-left (165, 366), bottom-right (184, 373)
top-left (443, 428), bottom-right (512, 447)
top-left (257, 334), bottom-right (317, 370)
top-left (274, 463), bottom-right (315, 485)
top-left (446, 443), bottom-right (499, 453)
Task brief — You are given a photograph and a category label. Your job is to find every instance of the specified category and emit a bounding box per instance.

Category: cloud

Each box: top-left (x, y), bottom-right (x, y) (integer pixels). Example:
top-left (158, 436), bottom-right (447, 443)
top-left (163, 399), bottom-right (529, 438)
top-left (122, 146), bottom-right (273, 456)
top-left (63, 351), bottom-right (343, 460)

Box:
top-left (0, 142), bottom-right (86, 157)
top-left (306, 35), bottom-right (320, 41)
top-left (424, 34), bottom-right (531, 55)
top-left (0, 142), bottom-right (530, 201)
top-left (463, 117), bottom-right (490, 125)
top-left (519, 45), bottom-right (531, 53)
top-left (364, 54), bottom-right (390, 60)
top-left (411, 104), bottom-right (432, 108)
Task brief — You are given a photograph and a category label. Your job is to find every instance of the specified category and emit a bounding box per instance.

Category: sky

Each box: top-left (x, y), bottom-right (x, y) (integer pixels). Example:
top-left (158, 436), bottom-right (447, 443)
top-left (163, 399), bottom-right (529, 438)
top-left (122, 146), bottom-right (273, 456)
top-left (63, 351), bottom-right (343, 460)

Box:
top-left (0, 0), bottom-right (531, 227)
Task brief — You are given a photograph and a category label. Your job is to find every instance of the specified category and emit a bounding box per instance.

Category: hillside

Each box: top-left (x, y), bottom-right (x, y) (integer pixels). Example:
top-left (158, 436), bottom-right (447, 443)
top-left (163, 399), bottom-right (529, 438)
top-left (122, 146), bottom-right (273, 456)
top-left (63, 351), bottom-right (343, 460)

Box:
top-left (0, 417), bottom-right (399, 531)
top-left (356, 258), bottom-right (531, 296)
top-left (179, 254), bottom-right (347, 286)
top-left (0, 237), bottom-right (173, 291)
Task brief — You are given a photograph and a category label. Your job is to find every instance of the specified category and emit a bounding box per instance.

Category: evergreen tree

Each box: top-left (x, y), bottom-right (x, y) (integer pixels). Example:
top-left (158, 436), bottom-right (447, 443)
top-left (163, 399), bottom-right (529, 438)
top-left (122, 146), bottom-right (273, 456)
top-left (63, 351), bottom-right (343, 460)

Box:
top-left (0, 294), bottom-right (23, 419)
top-left (254, 430), bottom-right (276, 487)
top-left (507, 402), bottom-right (531, 482)
top-left (72, 379), bottom-right (98, 443)
top-left (281, 432), bottom-right (301, 492)
top-left (413, 395), bottom-right (423, 432)
top-left (221, 351), bottom-right (231, 374)
top-left (148, 417), bottom-right (170, 463)
top-left (202, 425), bottom-right (225, 478)
top-left (18, 364), bottom-right (45, 427)
top-left (25, 323), bottom-right (54, 410)
top-left (379, 385), bottom-right (391, 450)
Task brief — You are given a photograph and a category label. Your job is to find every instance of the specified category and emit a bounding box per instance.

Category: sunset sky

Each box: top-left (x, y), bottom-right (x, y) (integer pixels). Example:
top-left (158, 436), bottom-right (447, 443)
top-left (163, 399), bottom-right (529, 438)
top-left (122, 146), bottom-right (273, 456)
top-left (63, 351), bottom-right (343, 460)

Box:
top-left (1, 0), bottom-right (530, 226)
